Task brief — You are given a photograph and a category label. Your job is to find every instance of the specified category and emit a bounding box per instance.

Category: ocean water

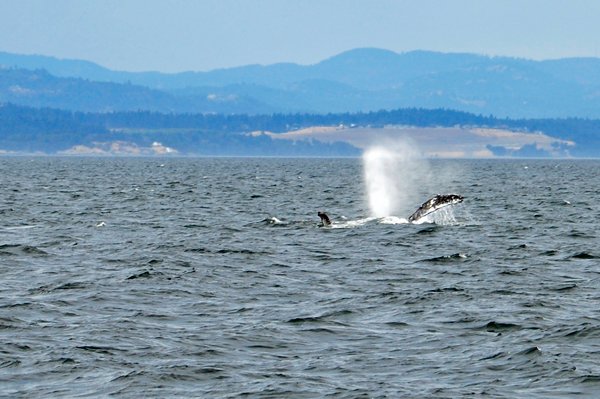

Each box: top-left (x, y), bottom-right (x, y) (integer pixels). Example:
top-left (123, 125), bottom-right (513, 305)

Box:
top-left (1, 157), bottom-right (600, 398)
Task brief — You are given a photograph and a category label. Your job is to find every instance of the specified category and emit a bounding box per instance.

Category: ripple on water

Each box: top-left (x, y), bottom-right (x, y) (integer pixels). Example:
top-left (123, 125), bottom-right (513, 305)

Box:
top-left (1, 158), bottom-right (600, 397)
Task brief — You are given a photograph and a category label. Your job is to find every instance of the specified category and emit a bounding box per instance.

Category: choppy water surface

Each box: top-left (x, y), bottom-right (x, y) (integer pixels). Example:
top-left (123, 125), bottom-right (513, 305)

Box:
top-left (2, 157), bottom-right (600, 398)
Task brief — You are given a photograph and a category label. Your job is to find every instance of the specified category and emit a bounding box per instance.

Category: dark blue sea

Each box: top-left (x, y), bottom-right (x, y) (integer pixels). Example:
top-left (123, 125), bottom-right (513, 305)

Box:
top-left (2, 157), bottom-right (600, 398)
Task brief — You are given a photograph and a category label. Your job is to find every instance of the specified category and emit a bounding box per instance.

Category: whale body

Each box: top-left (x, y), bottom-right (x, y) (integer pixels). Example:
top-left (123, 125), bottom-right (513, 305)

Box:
top-left (408, 194), bottom-right (464, 223)
top-left (318, 211), bottom-right (331, 226)
top-left (317, 194), bottom-right (463, 225)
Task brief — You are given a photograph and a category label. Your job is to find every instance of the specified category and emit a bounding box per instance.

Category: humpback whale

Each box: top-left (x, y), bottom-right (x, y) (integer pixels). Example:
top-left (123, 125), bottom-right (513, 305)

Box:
top-left (318, 211), bottom-right (331, 226)
top-left (317, 194), bottom-right (463, 225)
top-left (408, 194), bottom-right (464, 223)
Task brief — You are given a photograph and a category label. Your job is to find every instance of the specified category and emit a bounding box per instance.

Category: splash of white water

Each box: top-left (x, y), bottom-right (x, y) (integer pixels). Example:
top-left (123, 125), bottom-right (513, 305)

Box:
top-left (363, 141), bottom-right (428, 218)
top-left (412, 205), bottom-right (458, 225)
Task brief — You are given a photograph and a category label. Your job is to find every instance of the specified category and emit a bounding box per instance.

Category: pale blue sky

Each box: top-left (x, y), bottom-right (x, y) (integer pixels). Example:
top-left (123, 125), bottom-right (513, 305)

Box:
top-left (1, 0), bottom-right (599, 73)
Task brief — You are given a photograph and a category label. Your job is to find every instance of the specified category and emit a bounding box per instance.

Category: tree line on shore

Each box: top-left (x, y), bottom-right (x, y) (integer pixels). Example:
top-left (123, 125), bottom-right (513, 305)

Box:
top-left (1, 102), bottom-right (600, 156)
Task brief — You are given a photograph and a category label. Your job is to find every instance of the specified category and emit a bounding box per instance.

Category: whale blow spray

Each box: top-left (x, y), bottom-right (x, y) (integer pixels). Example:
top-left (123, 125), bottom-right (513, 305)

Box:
top-left (363, 141), bottom-right (428, 218)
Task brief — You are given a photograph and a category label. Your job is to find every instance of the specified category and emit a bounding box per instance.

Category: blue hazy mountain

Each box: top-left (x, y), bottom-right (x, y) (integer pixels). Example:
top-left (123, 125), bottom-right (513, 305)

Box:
top-left (0, 68), bottom-right (276, 114)
top-left (2, 48), bottom-right (600, 117)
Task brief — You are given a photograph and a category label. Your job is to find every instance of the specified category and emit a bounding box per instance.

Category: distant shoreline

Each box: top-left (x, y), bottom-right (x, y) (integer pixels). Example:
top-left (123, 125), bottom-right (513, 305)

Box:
top-left (267, 126), bottom-right (574, 158)
top-left (1, 103), bottom-right (598, 157)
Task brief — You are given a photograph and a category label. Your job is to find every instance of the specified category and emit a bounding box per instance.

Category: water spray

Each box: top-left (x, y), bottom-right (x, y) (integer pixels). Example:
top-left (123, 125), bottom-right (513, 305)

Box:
top-left (362, 141), bottom-right (429, 218)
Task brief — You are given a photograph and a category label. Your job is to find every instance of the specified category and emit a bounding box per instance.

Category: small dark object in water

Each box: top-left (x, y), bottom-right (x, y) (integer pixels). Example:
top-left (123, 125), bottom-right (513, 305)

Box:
top-left (318, 211), bottom-right (331, 226)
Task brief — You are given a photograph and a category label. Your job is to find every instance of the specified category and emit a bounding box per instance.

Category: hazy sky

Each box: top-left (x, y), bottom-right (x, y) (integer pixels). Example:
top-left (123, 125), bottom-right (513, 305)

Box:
top-left (1, 0), bottom-right (599, 73)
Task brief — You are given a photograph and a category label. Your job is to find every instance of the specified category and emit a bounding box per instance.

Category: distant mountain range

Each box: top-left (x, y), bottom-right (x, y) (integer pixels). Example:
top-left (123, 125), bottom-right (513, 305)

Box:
top-left (2, 48), bottom-right (600, 118)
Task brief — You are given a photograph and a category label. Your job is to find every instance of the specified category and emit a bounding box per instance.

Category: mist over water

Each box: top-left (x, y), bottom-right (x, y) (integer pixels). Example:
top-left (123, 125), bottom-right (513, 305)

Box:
top-left (363, 141), bottom-right (429, 218)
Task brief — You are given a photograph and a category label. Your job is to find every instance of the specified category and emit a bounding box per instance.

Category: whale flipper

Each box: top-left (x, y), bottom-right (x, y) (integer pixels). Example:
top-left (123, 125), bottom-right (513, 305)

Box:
top-left (408, 194), bottom-right (464, 223)
top-left (318, 211), bottom-right (331, 226)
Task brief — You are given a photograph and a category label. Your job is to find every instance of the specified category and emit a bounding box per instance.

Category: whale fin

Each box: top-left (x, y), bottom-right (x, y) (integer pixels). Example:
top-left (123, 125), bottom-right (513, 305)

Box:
top-left (408, 194), bottom-right (463, 223)
top-left (318, 211), bottom-right (331, 226)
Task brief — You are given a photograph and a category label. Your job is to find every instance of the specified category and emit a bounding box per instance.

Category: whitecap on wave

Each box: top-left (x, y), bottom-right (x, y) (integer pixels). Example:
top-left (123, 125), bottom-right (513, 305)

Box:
top-left (328, 212), bottom-right (457, 228)
top-left (379, 216), bottom-right (409, 225)
top-left (330, 217), bottom-right (377, 229)
top-left (1, 225), bottom-right (38, 230)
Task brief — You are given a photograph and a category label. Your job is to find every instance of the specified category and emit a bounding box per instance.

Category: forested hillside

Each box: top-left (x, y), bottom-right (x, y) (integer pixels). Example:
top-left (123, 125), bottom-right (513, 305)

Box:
top-left (3, 49), bottom-right (600, 118)
top-left (0, 103), bottom-right (359, 155)
top-left (2, 103), bottom-right (600, 156)
top-left (0, 68), bottom-right (275, 114)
